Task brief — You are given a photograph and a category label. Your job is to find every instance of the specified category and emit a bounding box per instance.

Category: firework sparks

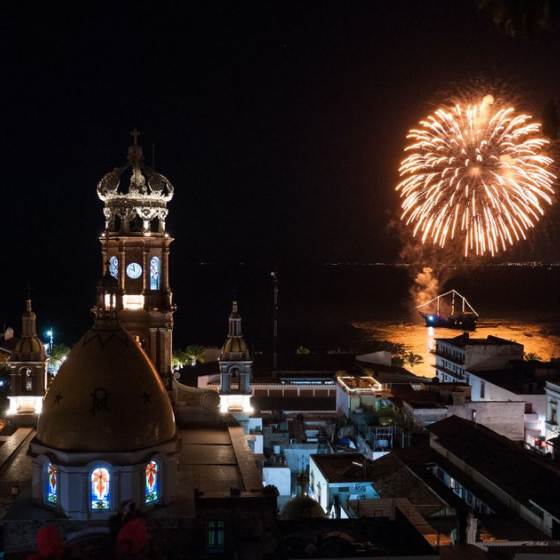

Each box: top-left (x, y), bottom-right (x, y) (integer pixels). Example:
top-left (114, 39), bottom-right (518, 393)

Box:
top-left (396, 95), bottom-right (555, 256)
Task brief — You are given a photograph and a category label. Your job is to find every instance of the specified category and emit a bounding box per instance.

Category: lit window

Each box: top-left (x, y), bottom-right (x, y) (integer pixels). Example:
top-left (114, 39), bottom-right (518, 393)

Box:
top-left (46, 463), bottom-right (57, 505)
top-left (90, 467), bottom-right (111, 510)
top-left (109, 256), bottom-right (119, 279)
top-left (145, 460), bottom-right (159, 504)
top-left (150, 256), bottom-right (161, 290)
top-left (208, 521), bottom-right (225, 552)
top-left (123, 295), bottom-right (144, 310)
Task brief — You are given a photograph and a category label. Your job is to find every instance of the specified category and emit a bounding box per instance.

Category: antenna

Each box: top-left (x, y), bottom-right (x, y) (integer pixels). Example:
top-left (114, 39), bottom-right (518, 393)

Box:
top-left (271, 269), bottom-right (279, 371)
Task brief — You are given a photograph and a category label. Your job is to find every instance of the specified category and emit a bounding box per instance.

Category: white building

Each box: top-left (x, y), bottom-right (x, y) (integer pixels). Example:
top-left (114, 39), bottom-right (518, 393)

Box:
top-left (465, 362), bottom-right (559, 448)
top-left (545, 379), bottom-right (560, 443)
top-left (335, 375), bottom-right (384, 417)
top-left (308, 453), bottom-right (379, 517)
top-left (435, 333), bottom-right (523, 383)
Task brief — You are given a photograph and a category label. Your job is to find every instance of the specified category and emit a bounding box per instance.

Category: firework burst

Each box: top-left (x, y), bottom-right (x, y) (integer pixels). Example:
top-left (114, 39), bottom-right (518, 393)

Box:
top-left (396, 95), bottom-right (556, 256)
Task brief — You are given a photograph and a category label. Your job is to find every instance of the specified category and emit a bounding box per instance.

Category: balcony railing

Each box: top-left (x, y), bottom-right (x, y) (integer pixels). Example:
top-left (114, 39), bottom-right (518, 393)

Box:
top-left (435, 349), bottom-right (465, 365)
top-left (433, 364), bottom-right (465, 380)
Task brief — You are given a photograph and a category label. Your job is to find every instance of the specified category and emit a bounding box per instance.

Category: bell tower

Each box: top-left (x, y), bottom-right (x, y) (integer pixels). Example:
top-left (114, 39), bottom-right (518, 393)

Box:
top-left (218, 301), bottom-right (253, 414)
top-left (96, 130), bottom-right (175, 385)
top-left (6, 298), bottom-right (48, 418)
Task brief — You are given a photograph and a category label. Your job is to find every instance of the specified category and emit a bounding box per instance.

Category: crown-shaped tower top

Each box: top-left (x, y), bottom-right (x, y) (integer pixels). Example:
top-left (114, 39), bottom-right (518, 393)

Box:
top-left (97, 130), bottom-right (174, 235)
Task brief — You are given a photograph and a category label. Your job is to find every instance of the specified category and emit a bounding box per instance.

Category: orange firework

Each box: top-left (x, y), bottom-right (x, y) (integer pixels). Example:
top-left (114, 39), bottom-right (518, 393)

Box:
top-left (396, 95), bottom-right (555, 256)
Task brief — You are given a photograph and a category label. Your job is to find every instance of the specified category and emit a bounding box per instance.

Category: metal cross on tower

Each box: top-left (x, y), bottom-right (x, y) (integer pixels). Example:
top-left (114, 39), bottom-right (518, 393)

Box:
top-left (130, 128), bottom-right (141, 145)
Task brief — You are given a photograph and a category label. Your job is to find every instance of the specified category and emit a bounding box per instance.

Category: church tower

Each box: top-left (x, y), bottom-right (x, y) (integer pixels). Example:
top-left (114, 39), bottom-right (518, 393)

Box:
top-left (6, 299), bottom-right (48, 418)
top-left (96, 130), bottom-right (175, 385)
top-left (218, 301), bottom-right (253, 414)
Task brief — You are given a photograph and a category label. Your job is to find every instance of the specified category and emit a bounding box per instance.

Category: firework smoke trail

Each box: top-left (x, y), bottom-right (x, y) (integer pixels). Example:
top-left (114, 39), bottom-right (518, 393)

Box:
top-left (396, 95), bottom-right (556, 257)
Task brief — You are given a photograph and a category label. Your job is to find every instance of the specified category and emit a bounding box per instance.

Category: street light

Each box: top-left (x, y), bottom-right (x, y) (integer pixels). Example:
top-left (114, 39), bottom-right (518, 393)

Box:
top-left (45, 329), bottom-right (54, 354)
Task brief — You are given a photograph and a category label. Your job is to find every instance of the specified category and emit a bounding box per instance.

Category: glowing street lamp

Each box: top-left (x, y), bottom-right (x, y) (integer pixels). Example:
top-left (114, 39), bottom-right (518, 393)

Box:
top-left (45, 329), bottom-right (54, 354)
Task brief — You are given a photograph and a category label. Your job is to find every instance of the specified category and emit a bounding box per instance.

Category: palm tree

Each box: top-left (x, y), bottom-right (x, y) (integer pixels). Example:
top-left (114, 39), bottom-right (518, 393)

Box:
top-left (48, 344), bottom-right (71, 374)
top-left (404, 351), bottom-right (424, 369)
top-left (524, 352), bottom-right (543, 362)
top-left (184, 345), bottom-right (206, 366)
top-left (296, 346), bottom-right (311, 355)
top-left (173, 345), bottom-right (206, 370)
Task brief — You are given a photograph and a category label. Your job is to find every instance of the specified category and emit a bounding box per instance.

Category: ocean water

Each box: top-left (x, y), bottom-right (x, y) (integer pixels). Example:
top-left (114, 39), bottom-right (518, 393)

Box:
top-left (175, 263), bottom-right (560, 374)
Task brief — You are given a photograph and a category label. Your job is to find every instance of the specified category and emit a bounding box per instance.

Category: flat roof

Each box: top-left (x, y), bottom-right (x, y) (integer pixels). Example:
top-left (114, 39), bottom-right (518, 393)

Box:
top-left (337, 375), bottom-right (383, 392)
top-left (436, 334), bottom-right (521, 348)
top-left (253, 396), bottom-right (336, 412)
top-left (470, 368), bottom-right (547, 395)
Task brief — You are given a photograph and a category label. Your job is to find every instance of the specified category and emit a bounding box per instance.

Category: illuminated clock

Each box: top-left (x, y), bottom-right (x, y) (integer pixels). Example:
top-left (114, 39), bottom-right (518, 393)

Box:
top-left (126, 262), bottom-right (143, 279)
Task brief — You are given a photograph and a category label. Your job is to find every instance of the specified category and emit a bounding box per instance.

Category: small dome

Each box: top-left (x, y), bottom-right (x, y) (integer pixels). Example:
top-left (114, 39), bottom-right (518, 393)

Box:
top-left (280, 496), bottom-right (325, 520)
top-left (222, 336), bottom-right (248, 356)
top-left (12, 299), bottom-right (46, 362)
top-left (37, 318), bottom-right (176, 452)
top-left (220, 301), bottom-right (250, 361)
top-left (13, 336), bottom-right (46, 361)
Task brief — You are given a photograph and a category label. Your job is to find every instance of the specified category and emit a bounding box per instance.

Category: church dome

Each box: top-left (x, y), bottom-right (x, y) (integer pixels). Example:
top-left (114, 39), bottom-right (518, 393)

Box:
top-left (220, 301), bottom-right (250, 361)
top-left (279, 496), bottom-right (325, 520)
top-left (37, 318), bottom-right (176, 452)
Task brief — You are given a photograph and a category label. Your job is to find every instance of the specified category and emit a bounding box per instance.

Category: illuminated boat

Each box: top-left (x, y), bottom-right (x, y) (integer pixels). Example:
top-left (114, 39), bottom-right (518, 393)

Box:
top-left (417, 289), bottom-right (478, 331)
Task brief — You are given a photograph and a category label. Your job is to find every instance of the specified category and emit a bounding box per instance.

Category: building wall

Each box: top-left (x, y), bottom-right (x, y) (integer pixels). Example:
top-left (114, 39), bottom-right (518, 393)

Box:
top-left (545, 381), bottom-right (560, 440)
top-left (335, 386), bottom-right (379, 418)
top-left (467, 373), bottom-right (546, 442)
top-left (308, 457), bottom-right (378, 516)
top-left (262, 467), bottom-right (291, 496)
top-left (463, 344), bottom-right (523, 371)
top-left (436, 340), bottom-right (523, 383)
top-left (403, 403), bottom-right (448, 428)
top-left (447, 401), bottom-right (525, 441)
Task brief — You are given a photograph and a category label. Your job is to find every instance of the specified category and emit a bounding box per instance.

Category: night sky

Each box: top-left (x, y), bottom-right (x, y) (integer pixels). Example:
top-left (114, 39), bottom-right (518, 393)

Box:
top-left (3, 1), bottom-right (560, 345)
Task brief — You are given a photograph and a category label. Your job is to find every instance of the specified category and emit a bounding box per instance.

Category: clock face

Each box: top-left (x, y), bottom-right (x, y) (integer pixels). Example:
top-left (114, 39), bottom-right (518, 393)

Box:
top-left (126, 262), bottom-right (143, 279)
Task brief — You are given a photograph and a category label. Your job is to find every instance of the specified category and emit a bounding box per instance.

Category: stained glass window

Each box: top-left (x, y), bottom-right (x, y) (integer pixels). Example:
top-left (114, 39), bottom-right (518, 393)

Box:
top-left (90, 467), bottom-right (111, 510)
top-left (150, 256), bottom-right (160, 290)
top-left (145, 460), bottom-right (159, 504)
top-left (46, 463), bottom-right (57, 505)
top-left (109, 256), bottom-right (119, 279)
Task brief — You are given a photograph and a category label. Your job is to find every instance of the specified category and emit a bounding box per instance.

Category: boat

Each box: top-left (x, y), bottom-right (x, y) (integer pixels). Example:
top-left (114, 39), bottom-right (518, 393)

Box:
top-left (417, 289), bottom-right (478, 331)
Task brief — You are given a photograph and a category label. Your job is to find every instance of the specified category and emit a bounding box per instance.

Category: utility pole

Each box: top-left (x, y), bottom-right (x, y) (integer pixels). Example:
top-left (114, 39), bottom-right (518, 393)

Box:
top-left (271, 269), bottom-right (279, 372)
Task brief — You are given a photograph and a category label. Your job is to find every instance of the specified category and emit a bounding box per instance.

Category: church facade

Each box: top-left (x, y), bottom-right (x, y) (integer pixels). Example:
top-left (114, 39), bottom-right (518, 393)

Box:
top-left (28, 133), bottom-right (179, 520)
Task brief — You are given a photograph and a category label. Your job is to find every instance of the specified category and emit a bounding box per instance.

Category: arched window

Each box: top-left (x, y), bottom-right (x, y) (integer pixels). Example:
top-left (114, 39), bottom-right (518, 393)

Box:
top-left (46, 463), bottom-right (57, 505)
top-left (150, 256), bottom-right (161, 290)
top-left (145, 460), bottom-right (159, 504)
top-left (90, 466), bottom-right (111, 511)
top-left (21, 367), bottom-right (33, 391)
top-left (109, 256), bottom-right (119, 279)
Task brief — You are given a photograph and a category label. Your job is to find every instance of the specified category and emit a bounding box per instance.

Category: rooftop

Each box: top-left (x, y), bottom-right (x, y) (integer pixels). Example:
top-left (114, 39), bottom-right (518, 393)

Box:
top-left (253, 395), bottom-right (336, 412)
top-left (428, 416), bottom-right (560, 518)
top-left (469, 360), bottom-right (560, 395)
top-left (279, 517), bottom-right (436, 558)
top-left (337, 375), bottom-right (383, 392)
top-left (436, 333), bottom-right (522, 349)
top-left (374, 447), bottom-right (550, 543)
top-left (311, 453), bottom-right (374, 483)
